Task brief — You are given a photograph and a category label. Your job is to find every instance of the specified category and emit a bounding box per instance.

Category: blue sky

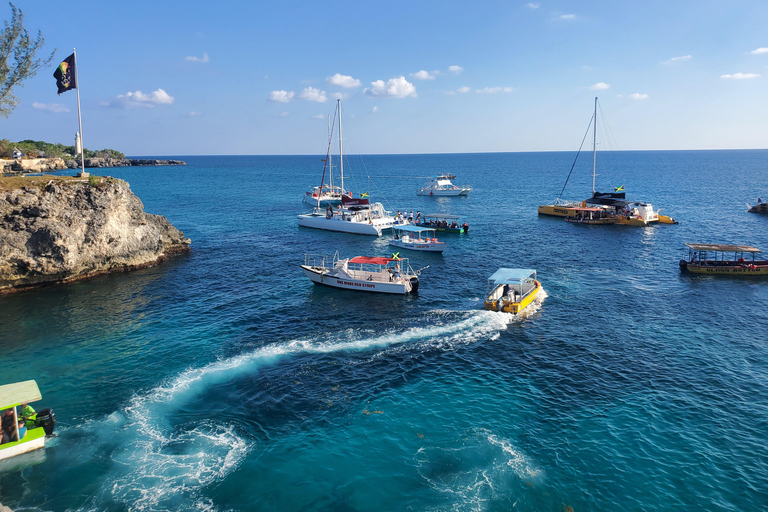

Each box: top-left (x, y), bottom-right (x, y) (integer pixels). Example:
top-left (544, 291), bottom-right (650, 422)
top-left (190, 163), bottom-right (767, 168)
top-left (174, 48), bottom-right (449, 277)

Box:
top-left (5, 0), bottom-right (768, 155)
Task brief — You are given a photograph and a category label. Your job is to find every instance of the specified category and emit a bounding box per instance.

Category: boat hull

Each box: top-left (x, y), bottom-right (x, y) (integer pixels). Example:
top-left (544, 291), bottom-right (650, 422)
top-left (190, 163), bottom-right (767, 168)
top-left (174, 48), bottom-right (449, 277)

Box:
top-left (301, 266), bottom-right (415, 293)
top-left (484, 282), bottom-right (541, 314)
top-left (0, 427), bottom-right (45, 461)
top-left (748, 203), bottom-right (768, 214)
top-left (389, 240), bottom-right (445, 253)
top-left (679, 261), bottom-right (768, 276)
top-left (417, 188), bottom-right (471, 196)
top-left (297, 213), bottom-right (383, 236)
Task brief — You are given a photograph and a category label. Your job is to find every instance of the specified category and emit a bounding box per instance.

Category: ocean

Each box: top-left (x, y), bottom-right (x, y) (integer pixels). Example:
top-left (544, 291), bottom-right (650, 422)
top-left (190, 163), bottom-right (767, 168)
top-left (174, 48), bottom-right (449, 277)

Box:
top-left (1, 150), bottom-right (767, 511)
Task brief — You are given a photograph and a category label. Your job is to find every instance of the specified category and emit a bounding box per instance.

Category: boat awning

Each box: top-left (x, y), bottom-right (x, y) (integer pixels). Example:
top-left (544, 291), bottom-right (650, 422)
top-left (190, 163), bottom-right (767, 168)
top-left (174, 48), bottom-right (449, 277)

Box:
top-left (0, 380), bottom-right (42, 410)
top-left (394, 225), bottom-right (434, 233)
top-left (422, 213), bottom-right (467, 220)
top-left (685, 243), bottom-right (762, 253)
top-left (566, 207), bottom-right (604, 212)
top-left (488, 268), bottom-right (536, 284)
top-left (350, 256), bottom-right (394, 265)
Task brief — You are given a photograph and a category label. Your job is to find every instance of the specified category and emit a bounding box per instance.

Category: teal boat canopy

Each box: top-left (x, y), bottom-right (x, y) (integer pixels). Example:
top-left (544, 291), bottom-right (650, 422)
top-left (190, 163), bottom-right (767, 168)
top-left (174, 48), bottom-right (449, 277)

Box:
top-left (0, 380), bottom-right (42, 410)
top-left (488, 268), bottom-right (536, 284)
top-left (394, 225), bottom-right (435, 233)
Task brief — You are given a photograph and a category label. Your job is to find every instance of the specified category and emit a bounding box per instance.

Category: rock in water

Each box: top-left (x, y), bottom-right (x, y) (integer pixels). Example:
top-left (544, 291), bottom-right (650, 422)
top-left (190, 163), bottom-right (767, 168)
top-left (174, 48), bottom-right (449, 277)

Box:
top-left (0, 177), bottom-right (191, 292)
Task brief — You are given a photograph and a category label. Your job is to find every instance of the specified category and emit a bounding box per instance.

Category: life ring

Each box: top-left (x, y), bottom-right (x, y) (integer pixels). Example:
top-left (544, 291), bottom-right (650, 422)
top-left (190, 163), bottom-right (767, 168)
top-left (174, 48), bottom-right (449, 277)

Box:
top-left (312, 193), bottom-right (318, 198)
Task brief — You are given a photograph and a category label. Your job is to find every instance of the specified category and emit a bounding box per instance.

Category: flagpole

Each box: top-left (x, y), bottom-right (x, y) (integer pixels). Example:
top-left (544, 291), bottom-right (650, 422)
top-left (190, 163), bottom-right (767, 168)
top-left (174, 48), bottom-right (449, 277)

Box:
top-left (73, 48), bottom-right (88, 178)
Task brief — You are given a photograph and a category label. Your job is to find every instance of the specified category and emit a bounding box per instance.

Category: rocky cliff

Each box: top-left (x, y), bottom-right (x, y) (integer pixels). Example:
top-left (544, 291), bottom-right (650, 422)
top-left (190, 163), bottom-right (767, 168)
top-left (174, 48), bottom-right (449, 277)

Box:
top-left (0, 176), bottom-right (191, 293)
top-left (0, 157), bottom-right (186, 173)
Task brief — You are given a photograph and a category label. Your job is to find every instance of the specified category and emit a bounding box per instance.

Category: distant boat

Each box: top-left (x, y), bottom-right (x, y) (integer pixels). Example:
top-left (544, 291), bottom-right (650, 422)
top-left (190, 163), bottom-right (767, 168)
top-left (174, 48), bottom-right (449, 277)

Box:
top-left (539, 97), bottom-right (676, 226)
top-left (389, 225), bottom-right (446, 253)
top-left (302, 114), bottom-right (343, 207)
top-left (297, 99), bottom-right (401, 236)
top-left (747, 200), bottom-right (767, 213)
top-left (301, 252), bottom-right (420, 294)
top-left (414, 213), bottom-right (469, 233)
top-left (416, 174), bottom-right (472, 196)
top-left (679, 243), bottom-right (768, 276)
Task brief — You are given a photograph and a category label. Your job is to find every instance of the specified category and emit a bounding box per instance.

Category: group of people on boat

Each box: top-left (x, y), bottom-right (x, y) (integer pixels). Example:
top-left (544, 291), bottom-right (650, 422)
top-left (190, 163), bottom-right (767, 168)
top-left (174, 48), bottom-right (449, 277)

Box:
top-left (425, 219), bottom-right (460, 229)
top-left (396, 211), bottom-right (420, 223)
top-left (0, 403), bottom-right (34, 444)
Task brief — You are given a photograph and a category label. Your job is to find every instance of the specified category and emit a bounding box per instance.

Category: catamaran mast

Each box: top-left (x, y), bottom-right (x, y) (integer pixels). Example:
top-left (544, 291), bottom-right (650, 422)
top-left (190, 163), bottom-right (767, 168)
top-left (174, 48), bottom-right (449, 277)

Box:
top-left (327, 114), bottom-right (333, 190)
top-left (338, 99), bottom-right (344, 194)
top-left (592, 96), bottom-right (597, 195)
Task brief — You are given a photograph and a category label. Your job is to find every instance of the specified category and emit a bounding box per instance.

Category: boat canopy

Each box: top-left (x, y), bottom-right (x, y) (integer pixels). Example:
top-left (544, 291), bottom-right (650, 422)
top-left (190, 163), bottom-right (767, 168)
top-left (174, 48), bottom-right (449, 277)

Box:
top-left (349, 256), bottom-right (396, 265)
top-left (488, 268), bottom-right (536, 284)
top-left (394, 225), bottom-right (434, 233)
top-left (685, 243), bottom-right (761, 253)
top-left (422, 213), bottom-right (467, 220)
top-left (0, 380), bottom-right (42, 409)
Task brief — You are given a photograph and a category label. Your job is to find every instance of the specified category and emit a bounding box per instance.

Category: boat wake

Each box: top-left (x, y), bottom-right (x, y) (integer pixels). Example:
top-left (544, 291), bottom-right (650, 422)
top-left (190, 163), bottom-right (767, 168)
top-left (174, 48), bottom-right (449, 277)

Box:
top-left (67, 309), bottom-right (523, 511)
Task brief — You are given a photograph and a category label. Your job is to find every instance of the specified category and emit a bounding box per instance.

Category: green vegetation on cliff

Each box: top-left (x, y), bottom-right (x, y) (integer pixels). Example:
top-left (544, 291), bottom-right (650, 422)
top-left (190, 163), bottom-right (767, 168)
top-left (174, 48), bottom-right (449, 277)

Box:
top-left (0, 139), bottom-right (125, 160)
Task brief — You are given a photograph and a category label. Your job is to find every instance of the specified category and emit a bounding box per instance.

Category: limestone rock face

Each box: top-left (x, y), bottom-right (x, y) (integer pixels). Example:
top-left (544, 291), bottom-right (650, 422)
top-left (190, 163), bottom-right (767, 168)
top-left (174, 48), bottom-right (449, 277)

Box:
top-left (0, 179), bottom-right (191, 292)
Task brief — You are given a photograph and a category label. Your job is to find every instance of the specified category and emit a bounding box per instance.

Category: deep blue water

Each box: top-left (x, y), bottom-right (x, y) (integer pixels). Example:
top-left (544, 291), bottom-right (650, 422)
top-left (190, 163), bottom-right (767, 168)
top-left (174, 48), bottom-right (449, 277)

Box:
top-left (1, 150), bottom-right (767, 511)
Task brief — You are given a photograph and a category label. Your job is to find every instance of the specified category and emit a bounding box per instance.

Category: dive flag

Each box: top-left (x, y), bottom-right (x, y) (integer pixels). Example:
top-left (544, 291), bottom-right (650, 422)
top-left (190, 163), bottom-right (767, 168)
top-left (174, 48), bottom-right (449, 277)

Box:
top-left (53, 53), bottom-right (76, 95)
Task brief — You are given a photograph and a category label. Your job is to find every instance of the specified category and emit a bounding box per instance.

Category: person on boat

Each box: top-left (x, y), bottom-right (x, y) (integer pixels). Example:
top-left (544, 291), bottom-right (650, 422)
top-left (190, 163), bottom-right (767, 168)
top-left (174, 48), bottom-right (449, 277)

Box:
top-left (20, 403), bottom-right (35, 422)
top-left (415, 211), bottom-right (421, 223)
top-left (759, 197), bottom-right (763, 204)
top-left (2, 408), bottom-right (17, 441)
top-left (409, 211), bottom-right (414, 222)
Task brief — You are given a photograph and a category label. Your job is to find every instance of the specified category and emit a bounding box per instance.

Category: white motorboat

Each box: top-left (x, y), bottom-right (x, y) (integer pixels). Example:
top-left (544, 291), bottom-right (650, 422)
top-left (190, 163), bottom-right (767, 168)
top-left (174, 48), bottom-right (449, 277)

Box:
top-left (301, 252), bottom-right (420, 294)
top-left (389, 225), bottom-right (446, 253)
top-left (416, 174), bottom-right (471, 196)
top-left (298, 99), bottom-right (400, 235)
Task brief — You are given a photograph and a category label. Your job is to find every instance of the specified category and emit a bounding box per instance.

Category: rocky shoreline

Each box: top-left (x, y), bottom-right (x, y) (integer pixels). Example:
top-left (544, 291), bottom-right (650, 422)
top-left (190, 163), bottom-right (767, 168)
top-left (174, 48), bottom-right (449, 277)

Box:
top-left (0, 176), bottom-right (191, 293)
top-left (0, 157), bottom-right (186, 174)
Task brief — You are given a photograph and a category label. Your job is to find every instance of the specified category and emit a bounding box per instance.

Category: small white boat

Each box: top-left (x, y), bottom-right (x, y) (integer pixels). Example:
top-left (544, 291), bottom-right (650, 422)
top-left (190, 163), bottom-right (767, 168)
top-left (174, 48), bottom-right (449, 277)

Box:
top-left (389, 225), bottom-right (446, 253)
top-left (302, 184), bottom-right (343, 207)
top-left (417, 174), bottom-right (472, 196)
top-left (0, 380), bottom-right (56, 461)
top-left (484, 268), bottom-right (541, 314)
top-left (301, 252), bottom-right (420, 294)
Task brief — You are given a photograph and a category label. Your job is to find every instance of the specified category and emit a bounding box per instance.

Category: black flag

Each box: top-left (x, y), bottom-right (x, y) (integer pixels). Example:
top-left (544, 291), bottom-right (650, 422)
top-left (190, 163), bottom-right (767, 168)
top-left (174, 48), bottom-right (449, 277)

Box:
top-left (53, 53), bottom-right (76, 95)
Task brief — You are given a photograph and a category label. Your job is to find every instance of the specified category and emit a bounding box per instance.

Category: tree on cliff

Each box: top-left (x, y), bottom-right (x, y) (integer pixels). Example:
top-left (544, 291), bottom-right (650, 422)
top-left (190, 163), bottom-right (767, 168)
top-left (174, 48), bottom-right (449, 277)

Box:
top-left (0, 3), bottom-right (55, 118)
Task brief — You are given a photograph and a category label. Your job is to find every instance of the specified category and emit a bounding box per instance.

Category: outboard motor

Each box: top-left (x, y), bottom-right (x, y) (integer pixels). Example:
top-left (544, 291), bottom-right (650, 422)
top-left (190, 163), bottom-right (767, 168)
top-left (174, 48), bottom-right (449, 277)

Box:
top-left (35, 408), bottom-right (56, 436)
top-left (409, 276), bottom-right (420, 293)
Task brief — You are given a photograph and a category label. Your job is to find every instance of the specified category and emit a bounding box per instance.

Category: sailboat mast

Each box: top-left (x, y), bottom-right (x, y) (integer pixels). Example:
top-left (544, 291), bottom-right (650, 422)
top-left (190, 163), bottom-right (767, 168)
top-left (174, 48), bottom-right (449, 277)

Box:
top-left (327, 114), bottom-right (333, 189)
top-left (592, 96), bottom-right (597, 195)
top-left (338, 99), bottom-right (344, 194)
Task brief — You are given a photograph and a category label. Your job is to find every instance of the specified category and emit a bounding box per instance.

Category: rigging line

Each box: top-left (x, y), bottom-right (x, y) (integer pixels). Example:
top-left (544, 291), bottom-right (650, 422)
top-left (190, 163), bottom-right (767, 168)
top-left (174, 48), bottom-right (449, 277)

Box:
top-left (318, 109), bottom-right (338, 190)
top-left (558, 115), bottom-right (594, 200)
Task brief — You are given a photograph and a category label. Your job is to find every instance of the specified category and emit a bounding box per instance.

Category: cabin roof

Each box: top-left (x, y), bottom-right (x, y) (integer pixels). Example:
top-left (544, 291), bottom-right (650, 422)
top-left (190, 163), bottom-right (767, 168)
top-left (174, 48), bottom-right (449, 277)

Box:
top-left (0, 380), bottom-right (41, 409)
top-left (488, 268), bottom-right (536, 284)
top-left (685, 243), bottom-right (762, 253)
top-left (349, 256), bottom-right (395, 265)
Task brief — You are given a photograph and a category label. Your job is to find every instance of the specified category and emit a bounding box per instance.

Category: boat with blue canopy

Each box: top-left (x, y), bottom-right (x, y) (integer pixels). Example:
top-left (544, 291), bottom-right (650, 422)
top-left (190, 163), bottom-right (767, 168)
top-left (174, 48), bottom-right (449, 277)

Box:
top-left (389, 225), bottom-right (446, 253)
top-left (484, 268), bottom-right (541, 314)
top-left (415, 213), bottom-right (469, 233)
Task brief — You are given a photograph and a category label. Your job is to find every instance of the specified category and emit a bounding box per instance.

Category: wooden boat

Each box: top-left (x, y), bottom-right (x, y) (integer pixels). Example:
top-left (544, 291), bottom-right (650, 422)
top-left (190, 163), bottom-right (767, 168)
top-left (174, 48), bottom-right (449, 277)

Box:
top-left (679, 243), bottom-right (768, 276)
top-left (484, 268), bottom-right (541, 314)
top-left (389, 225), bottom-right (446, 253)
top-left (0, 380), bottom-right (56, 461)
top-left (414, 213), bottom-right (469, 233)
top-left (301, 252), bottom-right (420, 294)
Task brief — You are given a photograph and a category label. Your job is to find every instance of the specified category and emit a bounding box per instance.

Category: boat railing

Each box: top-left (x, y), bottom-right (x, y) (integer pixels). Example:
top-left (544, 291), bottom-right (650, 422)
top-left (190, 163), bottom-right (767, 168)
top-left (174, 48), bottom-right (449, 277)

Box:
top-left (303, 252), bottom-right (339, 270)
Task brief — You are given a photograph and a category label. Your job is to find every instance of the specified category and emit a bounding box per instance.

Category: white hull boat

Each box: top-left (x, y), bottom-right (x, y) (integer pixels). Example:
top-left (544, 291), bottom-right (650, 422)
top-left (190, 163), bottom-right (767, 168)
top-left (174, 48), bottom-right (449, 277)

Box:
top-left (298, 201), bottom-right (405, 236)
top-left (301, 253), bottom-right (420, 294)
top-left (417, 174), bottom-right (471, 196)
top-left (389, 225), bottom-right (446, 253)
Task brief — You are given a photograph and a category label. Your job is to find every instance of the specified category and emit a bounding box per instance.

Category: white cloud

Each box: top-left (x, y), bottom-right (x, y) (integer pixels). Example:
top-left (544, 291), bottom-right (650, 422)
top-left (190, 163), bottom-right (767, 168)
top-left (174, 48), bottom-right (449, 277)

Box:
top-left (312, 114), bottom-right (324, 120)
top-left (32, 102), bottom-right (69, 113)
top-left (188, 111), bottom-right (201, 116)
top-left (526, 3), bottom-right (540, 8)
top-left (748, 47), bottom-right (768, 55)
top-left (372, 106), bottom-right (379, 113)
top-left (299, 87), bottom-right (327, 102)
top-left (185, 52), bottom-right (209, 63)
top-left (629, 93), bottom-right (649, 100)
top-left (106, 89), bottom-right (174, 109)
top-left (720, 72), bottom-right (760, 80)
top-left (269, 90), bottom-right (295, 103)
top-left (326, 73), bottom-right (362, 88)
top-left (448, 65), bottom-right (463, 74)
top-left (458, 86), bottom-right (470, 93)
top-left (411, 70), bottom-right (436, 80)
top-left (476, 87), bottom-right (514, 93)
top-left (662, 55), bottom-right (692, 64)
top-left (589, 82), bottom-right (610, 90)
top-left (559, 14), bottom-right (576, 20)
top-left (278, 112), bottom-right (289, 117)
top-left (364, 76), bottom-right (417, 98)
top-left (330, 91), bottom-right (345, 100)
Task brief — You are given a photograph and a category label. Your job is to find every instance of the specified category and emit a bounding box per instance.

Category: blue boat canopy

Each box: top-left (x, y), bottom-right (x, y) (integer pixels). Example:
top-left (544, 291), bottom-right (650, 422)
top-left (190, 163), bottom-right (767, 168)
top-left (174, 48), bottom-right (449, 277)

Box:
top-left (394, 225), bottom-right (436, 233)
top-left (488, 268), bottom-right (536, 284)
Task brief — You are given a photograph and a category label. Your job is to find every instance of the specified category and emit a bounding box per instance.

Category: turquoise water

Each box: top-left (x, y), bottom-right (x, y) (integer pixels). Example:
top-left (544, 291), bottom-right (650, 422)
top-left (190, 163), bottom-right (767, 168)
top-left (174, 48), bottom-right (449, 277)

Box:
top-left (1, 151), bottom-right (767, 511)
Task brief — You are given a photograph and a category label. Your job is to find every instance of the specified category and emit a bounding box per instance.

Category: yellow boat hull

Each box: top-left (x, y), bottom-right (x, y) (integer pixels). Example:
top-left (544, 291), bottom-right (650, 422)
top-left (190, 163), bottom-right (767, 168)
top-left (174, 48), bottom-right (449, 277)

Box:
top-left (538, 204), bottom-right (573, 217)
top-left (484, 282), bottom-right (541, 314)
top-left (748, 203), bottom-right (768, 214)
top-left (681, 265), bottom-right (768, 276)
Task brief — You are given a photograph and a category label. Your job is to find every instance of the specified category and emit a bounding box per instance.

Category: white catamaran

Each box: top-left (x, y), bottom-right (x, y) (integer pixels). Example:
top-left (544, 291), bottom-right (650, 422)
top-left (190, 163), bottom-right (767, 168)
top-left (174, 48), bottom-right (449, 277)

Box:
top-left (297, 99), bottom-right (402, 236)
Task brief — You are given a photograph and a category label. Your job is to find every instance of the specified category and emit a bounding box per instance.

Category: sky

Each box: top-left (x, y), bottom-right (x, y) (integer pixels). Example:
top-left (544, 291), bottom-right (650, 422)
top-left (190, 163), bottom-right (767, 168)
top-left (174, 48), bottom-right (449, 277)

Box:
top-left (3, 0), bottom-right (768, 156)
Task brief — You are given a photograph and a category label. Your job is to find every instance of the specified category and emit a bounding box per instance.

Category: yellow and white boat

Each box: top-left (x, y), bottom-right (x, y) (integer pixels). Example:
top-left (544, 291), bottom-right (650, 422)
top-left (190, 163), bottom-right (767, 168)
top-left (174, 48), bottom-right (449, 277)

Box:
top-left (484, 268), bottom-right (541, 314)
top-left (679, 243), bottom-right (768, 276)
